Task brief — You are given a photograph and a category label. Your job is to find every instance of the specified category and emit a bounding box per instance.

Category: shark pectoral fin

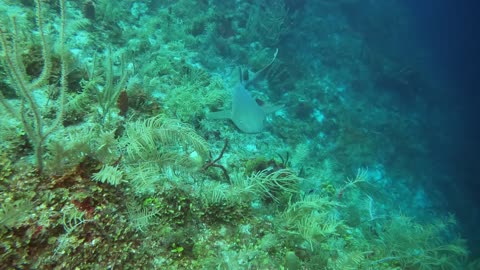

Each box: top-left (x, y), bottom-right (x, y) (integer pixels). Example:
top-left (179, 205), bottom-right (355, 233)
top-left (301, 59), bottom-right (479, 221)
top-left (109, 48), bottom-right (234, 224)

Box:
top-left (206, 110), bottom-right (232, 120)
top-left (262, 103), bottom-right (284, 114)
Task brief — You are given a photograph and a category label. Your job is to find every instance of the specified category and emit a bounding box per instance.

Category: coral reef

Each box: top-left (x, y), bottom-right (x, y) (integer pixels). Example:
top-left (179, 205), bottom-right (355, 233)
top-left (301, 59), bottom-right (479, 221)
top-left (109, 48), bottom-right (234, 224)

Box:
top-left (0, 0), bottom-right (475, 269)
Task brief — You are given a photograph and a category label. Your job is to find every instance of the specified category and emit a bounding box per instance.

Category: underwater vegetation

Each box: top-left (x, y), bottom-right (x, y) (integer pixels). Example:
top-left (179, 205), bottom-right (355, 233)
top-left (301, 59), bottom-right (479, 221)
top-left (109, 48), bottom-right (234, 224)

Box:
top-left (0, 0), bottom-right (477, 269)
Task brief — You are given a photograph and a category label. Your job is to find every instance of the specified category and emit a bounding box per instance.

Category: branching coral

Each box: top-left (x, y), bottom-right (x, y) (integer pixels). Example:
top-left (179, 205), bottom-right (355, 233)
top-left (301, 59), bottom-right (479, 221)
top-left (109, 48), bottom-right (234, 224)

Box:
top-left (121, 116), bottom-right (209, 195)
top-left (248, 168), bottom-right (301, 203)
top-left (0, 0), bottom-right (68, 173)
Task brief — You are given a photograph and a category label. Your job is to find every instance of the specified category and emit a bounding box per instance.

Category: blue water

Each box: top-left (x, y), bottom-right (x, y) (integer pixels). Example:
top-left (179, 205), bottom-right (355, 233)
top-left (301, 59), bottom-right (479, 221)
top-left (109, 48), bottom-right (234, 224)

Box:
top-left (403, 0), bottom-right (480, 255)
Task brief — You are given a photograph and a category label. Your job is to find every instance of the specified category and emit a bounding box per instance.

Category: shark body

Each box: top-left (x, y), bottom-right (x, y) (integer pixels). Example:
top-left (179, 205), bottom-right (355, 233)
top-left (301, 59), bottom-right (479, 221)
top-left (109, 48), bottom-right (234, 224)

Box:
top-left (207, 50), bottom-right (280, 133)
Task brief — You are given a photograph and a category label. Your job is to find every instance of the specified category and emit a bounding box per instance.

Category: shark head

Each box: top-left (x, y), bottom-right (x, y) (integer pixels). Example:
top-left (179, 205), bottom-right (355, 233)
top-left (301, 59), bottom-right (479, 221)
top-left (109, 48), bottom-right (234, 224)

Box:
top-left (230, 83), bottom-right (267, 133)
